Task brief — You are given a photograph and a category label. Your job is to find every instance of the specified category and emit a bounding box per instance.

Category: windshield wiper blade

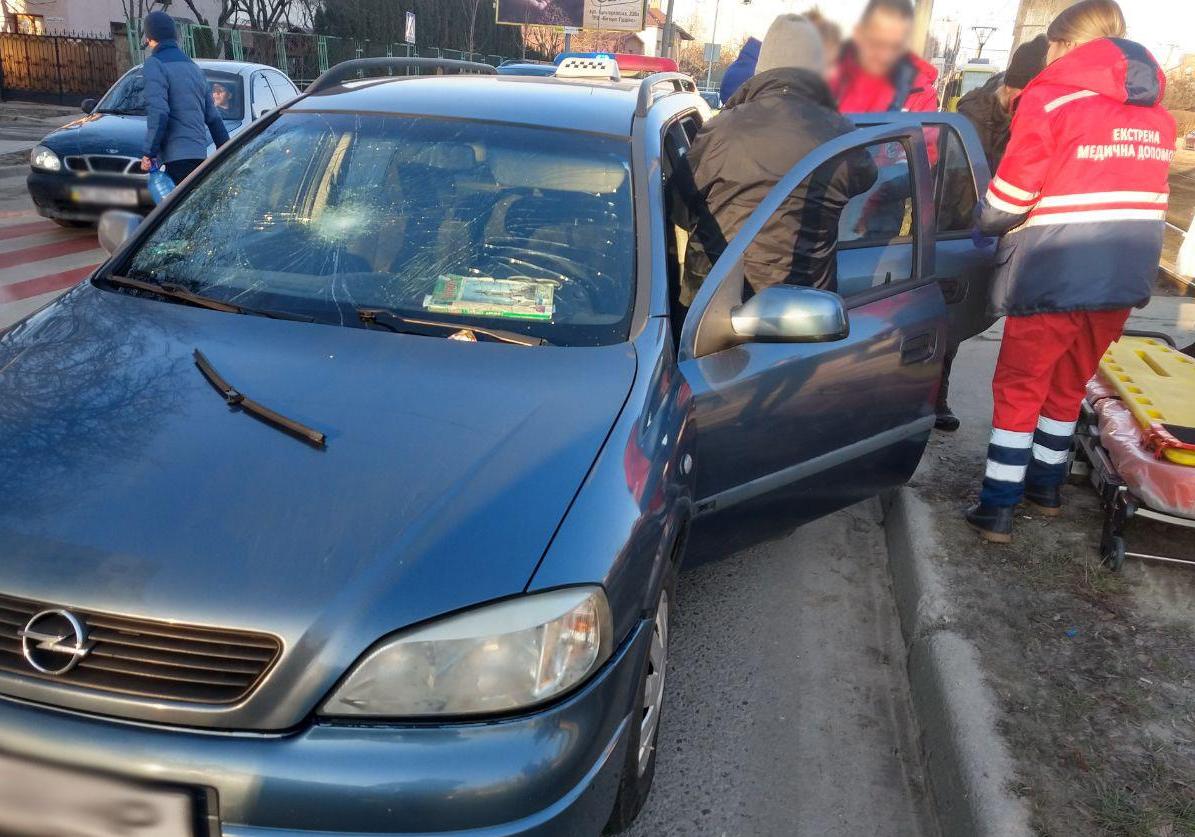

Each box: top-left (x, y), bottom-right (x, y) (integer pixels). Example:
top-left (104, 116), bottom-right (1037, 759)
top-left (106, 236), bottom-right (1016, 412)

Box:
top-left (193, 349), bottom-right (326, 448)
top-left (357, 308), bottom-right (547, 347)
top-left (105, 275), bottom-right (314, 322)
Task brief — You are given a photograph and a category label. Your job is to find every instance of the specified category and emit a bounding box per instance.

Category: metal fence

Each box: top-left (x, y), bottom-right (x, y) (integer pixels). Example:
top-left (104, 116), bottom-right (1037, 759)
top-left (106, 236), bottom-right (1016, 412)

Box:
top-left (0, 31), bottom-right (118, 103)
top-left (125, 20), bottom-right (514, 87)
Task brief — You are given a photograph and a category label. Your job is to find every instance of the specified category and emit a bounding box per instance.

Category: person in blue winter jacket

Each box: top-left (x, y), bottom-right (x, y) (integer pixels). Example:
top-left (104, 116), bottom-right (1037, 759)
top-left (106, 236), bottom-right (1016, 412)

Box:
top-left (138, 11), bottom-right (229, 183)
top-left (719, 38), bottom-right (761, 103)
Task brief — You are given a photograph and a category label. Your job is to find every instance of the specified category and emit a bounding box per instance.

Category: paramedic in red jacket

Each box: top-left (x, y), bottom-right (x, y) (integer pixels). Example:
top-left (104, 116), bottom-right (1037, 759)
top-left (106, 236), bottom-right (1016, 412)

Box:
top-left (965, 0), bottom-right (1175, 543)
top-left (830, 0), bottom-right (939, 114)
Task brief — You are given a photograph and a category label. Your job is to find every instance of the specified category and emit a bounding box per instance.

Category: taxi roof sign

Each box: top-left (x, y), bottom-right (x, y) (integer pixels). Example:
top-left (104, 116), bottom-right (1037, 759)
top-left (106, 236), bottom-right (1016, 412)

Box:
top-left (555, 54), bottom-right (621, 81)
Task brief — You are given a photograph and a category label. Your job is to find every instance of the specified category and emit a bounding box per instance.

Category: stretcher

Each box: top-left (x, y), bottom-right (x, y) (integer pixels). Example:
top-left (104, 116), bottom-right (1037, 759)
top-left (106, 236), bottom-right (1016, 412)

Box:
top-left (1071, 333), bottom-right (1195, 571)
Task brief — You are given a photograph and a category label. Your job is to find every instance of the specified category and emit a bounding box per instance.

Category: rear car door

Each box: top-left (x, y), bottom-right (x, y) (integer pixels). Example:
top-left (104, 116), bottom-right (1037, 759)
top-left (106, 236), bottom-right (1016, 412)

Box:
top-left (849, 112), bottom-right (997, 352)
top-left (678, 125), bottom-right (946, 533)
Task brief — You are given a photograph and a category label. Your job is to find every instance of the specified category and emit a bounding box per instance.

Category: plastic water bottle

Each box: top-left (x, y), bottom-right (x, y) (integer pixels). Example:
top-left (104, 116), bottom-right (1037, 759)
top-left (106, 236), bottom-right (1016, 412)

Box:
top-left (147, 161), bottom-right (175, 205)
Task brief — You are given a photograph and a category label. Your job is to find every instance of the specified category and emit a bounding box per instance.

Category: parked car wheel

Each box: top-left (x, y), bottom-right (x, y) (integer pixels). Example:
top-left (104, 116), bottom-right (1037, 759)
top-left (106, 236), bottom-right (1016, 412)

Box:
top-left (604, 572), bottom-right (674, 833)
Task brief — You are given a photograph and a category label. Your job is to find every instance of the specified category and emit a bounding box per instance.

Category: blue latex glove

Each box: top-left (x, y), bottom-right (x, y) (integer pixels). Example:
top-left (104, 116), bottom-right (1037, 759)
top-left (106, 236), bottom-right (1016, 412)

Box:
top-left (971, 226), bottom-right (995, 249)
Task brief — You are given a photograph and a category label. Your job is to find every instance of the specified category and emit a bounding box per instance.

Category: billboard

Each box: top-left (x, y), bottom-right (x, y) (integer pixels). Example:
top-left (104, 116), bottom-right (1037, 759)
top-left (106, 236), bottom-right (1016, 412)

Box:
top-left (497, 0), bottom-right (648, 32)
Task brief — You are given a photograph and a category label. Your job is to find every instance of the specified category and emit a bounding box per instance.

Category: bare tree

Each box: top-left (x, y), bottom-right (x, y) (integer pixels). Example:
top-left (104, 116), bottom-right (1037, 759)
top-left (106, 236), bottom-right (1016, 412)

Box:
top-left (523, 24), bottom-right (563, 59)
top-left (238, 0), bottom-right (293, 32)
top-left (180, 0), bottom-right (238, 55)
top-left (459, 0), bottom-right (486, 56)
top-left (120, 0), bottom-right (164, 24)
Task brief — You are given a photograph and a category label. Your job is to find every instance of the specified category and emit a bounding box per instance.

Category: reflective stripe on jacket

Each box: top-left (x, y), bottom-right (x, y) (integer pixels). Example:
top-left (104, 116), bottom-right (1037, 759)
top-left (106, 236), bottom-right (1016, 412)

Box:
top-left (978, 38), bottom-right (1176, 316)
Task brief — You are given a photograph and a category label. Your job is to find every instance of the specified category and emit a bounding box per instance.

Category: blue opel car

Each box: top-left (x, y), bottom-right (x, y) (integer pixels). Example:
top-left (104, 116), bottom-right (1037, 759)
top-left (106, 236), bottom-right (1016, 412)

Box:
top-left (0, 56), bottom-right (995, 835)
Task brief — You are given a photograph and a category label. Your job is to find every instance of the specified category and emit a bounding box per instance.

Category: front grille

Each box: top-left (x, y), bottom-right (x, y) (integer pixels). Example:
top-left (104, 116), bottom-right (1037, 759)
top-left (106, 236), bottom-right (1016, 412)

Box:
top-left (0, 594), bottom-right (281, 705)
top-left (88, 155), bottom-right (132, 173)
top-left (63, 155), bottom-right (140, 175)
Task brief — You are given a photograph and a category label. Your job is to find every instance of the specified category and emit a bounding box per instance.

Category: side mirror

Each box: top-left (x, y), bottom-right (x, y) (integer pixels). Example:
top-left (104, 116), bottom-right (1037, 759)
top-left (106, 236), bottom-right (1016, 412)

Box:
top-left (81, 98), bottom-right (97, 114)
top-left (730, 285), bottom-right (849, 343)
top-left (98, 210), bottom-right (141, 256)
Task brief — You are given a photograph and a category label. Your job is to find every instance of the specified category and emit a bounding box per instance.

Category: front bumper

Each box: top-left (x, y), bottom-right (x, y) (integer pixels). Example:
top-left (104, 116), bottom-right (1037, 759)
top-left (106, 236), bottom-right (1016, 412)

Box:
top-left (27, 169), bottom-right (153, 222)
top-left (0, 618), bottom-right (649, 836)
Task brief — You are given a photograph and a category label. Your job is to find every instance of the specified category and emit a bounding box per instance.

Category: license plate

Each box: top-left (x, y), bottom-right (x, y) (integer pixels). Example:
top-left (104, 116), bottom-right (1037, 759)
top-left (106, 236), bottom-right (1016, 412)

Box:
top-left (70, 185), bottom-right (140, 206)
top-left (0, 751), bottom-right (195, 836)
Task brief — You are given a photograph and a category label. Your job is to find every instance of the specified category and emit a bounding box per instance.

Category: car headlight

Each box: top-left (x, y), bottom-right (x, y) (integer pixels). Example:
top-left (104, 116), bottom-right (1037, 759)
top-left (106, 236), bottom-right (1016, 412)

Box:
top-left (320, 587), bottom-right (613, 718)
top-left (30, 145), bottom-right (61, 172)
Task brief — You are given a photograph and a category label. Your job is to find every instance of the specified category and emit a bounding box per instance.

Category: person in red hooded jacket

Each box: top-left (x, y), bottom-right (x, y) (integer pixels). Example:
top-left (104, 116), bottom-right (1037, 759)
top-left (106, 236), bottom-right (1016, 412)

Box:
top-left (830, 0), bottom-right (939, 114)
top-left (965, 0), bottom-right (1175, 543)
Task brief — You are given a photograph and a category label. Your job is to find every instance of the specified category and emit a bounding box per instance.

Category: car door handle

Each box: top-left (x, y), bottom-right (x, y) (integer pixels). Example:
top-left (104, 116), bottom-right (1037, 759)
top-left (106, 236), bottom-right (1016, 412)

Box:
top-left (900, 332), bottom-right (936, 365)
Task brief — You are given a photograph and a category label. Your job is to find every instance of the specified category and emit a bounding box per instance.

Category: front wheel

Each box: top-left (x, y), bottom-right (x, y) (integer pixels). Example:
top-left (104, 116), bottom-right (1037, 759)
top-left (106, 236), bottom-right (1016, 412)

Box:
top-left (604, 577), bottom-right (673, 833)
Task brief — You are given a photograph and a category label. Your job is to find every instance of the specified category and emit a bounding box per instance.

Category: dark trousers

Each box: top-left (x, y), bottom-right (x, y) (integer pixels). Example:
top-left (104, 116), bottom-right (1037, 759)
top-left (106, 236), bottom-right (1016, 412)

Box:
top-left (165, 158), bottom-right (204, 183)
top-left (936, 346), bottom-right (956, 413)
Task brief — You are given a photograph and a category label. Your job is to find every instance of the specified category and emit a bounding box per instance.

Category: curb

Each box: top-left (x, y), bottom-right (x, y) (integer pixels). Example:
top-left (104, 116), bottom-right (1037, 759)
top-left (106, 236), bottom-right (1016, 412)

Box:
top-left (882, 488), bottom-right (1032, 837)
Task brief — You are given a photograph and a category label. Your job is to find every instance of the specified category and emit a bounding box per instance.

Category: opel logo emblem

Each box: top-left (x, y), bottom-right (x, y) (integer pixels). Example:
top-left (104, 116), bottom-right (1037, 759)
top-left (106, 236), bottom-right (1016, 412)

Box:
top-left (17, 609), bottom-right (94, 675)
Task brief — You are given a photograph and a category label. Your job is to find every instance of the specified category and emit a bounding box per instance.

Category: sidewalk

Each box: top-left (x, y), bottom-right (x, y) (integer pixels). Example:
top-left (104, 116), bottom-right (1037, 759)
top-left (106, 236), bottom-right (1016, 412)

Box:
top-left (890, 293), bottom-right (1195, 836)
top-left (0, 101), bottom-right (80, 157)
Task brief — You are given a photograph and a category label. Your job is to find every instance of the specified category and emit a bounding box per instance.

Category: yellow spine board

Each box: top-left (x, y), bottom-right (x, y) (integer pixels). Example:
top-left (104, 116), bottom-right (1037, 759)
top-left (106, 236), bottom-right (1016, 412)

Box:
top-left (1098, 337), bottom-right (1195, 467)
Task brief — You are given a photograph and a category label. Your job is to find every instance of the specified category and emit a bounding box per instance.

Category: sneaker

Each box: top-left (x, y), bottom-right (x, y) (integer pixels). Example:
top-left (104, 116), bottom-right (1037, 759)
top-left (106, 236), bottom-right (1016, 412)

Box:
top-left (965, 503), bottom-right (1014, 544)
top-left (934, 407), bottom-right (960, 432)
top-left (1023, 484), bottom-right (1062, 517)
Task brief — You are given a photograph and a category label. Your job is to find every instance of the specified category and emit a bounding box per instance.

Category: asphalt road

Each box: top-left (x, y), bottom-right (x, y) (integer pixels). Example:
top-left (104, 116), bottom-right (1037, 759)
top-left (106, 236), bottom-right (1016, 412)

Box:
top-left (628, 503), bottom-right (935, 837)
top-left (1165, 149), bottom-right (1195, 274)
top-left (1168, 148), bottom-right (1195, 230)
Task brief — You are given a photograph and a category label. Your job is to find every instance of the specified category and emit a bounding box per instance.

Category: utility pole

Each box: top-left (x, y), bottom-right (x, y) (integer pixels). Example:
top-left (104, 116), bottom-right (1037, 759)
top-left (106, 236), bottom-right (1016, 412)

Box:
top-left (705, 0), bottom-right (722, 90)
top-left (661, 0), bottom-right (677, 59)
top-left (971, 25), bottom-right (996, 60)
top-left (911, 0), bottom-right (934, 58)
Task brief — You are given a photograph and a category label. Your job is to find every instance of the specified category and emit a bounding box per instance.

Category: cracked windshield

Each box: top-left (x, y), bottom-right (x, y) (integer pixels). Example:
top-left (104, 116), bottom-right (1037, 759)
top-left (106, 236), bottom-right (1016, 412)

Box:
top-left (122, 112), bottom-right (635, 346)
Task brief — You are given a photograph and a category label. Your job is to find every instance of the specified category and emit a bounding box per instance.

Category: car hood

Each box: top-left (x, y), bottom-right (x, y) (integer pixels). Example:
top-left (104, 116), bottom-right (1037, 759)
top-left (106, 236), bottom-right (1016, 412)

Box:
top-left (40, 112), bottom-right (148, 157)
top-left (0, 286), bottom-right (636, 727)
top-left (40, 112), bottom-right (239, 157)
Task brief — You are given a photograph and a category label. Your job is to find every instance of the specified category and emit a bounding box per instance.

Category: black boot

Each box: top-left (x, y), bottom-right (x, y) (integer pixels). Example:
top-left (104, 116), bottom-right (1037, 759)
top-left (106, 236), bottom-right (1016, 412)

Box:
top-left (965, 503), bottom-right (1014, 544)
top-left (935, 407), bottom-right (960, 432)
top-left (1024, 484), bottom-right (1062, 517)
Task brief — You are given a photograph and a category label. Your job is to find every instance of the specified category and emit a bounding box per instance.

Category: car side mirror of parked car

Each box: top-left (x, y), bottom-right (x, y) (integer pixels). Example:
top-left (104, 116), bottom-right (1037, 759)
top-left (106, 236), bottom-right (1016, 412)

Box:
top-left (81, 98), bottom-right (97, 114)
top-left (730, 285), bottom-right (849, 344)
top-left (98, 210), bottom-right (141, 256)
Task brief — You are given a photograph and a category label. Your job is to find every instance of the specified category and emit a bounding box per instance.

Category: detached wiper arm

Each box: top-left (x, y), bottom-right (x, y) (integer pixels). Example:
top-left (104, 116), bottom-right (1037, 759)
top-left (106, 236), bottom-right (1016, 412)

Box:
top-left (193, 349), bottom-right (326, 448)
top-left (357, 308), bottom-right (547, 347)
top-left (105, 275), bottom-right (313, 322)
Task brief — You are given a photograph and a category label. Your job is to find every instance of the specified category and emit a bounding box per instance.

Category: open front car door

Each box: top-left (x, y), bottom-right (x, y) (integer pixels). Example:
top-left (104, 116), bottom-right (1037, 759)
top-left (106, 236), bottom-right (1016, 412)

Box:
top-left (678, 124), bottom-right (947, 546)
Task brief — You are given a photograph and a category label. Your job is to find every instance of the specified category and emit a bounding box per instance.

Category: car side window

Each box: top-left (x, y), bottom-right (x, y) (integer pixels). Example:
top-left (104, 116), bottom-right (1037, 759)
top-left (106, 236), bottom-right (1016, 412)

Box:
top-left (838, 144), bottom-right (914, 247)
top-left (934, 127), bottom-right (979, 233)
top-left (251, 73), bottom-right (276, 117)
top-left (827, 140), bottom-right (925, 299)
top-left (264, 70), bottom-right (298, 104)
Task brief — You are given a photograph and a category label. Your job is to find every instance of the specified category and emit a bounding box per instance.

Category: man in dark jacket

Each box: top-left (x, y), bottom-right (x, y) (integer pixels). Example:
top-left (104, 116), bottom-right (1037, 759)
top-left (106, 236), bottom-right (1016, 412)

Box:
top-left (138, 11), bottom-right (230, 183)
top-left (679, 15), bottom-right (878, 305)
top-left (956, 36), bottom-right (1048, 170)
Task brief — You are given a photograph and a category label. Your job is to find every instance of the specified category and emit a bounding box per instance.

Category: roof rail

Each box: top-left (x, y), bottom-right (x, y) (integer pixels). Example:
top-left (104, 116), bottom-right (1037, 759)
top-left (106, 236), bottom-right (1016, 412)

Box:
top-left (635, 72), bottom-right (698, 117)
top-left (306, 57), bottom-right (496, 95)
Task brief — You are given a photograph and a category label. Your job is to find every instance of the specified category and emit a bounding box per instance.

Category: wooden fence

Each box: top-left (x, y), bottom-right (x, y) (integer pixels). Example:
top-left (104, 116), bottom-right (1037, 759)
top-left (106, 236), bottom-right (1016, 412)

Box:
top-left (0, 31), bottom-right (118, 104)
